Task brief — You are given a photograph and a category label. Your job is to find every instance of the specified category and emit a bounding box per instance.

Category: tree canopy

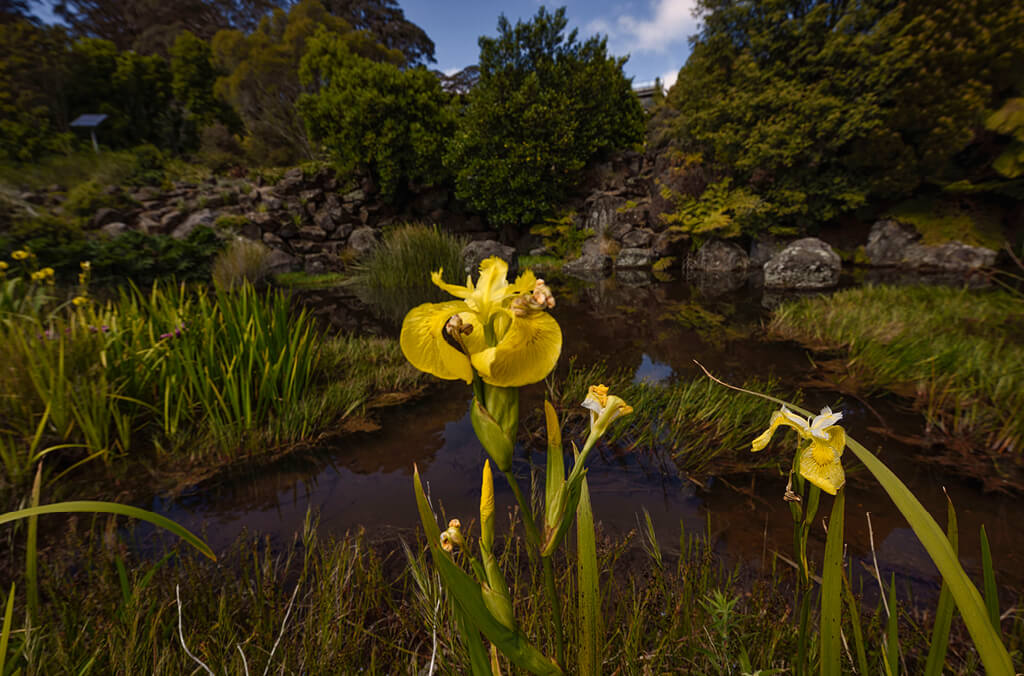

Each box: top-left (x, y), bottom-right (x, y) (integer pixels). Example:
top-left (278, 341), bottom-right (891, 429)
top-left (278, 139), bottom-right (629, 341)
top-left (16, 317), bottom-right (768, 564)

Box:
top-left (663, 0), bottom-right (1024, 232)
top-left (445, 6), bottom-right (644, 227)
top-left (322, 0), bottom-right (435, 66)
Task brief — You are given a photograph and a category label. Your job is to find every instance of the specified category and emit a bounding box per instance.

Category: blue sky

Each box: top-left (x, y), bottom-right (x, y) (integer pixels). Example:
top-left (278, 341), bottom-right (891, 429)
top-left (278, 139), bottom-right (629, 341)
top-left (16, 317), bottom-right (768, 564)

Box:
top-left (401, 0), bottom-right (700, 88)
top-left (32, 0), bottom-right (699, 89)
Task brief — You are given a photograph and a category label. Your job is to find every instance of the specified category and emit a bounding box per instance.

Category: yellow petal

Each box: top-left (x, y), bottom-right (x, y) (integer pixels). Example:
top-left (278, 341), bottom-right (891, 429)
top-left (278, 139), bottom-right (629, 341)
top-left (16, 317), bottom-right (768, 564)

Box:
top-left (751, 409), bottom-right (785, 451)
top-left (400, 301), bottom-right (476, 383)
top-left (471, 311), bottom-right (562, 387)
top-left (508, 268), bottom-right (538, 295)
top-left (430, 268), bottom-right (473, 299)
top-left (467, 257), bottom-right (509, 318)
top-left (799, 442), bottom-right (845, 495)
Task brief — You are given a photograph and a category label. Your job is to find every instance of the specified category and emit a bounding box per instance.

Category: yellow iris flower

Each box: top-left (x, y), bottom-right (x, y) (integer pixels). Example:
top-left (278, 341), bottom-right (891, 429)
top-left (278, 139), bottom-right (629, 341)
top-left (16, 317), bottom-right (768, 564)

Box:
top-left (752, 406), bottom-right (847, 495)
top-left (400, 257), bottom-right (562, 387)
top-left (581, 384), bottom-right (634, 439)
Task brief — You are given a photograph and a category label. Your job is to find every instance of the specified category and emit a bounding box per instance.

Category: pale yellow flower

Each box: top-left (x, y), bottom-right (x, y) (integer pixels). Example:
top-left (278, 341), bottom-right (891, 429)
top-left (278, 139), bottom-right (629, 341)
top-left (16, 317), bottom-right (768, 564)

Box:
top-left (581, 384), bottom-right (633, 438)
top-left (11, 250), bottom-right (30, 260)
top-left (752, 406), bottom-right (847, 495)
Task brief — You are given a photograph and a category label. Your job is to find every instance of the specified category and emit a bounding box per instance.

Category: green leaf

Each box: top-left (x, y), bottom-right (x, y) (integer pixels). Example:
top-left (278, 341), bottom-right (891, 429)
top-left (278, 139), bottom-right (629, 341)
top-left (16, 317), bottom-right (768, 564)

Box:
top-left (885, 573), bottom-right (899, 675)
top-left (412, 467), bottom-right (562, 675)
top-left (820, 490), bottom-right (845, 676)
top-left (0, 583), bottom-right (14, 676)
top-left (543, 400), bottom-right (564, 526)
top-left (576, 476), bottom-right (601, 676)
top-left (924, 494), bottom-right (959, 676)
top-left (980, 525), bottom-right (1000, 637)
top-left (841, 570), bottom-right (869, 676)
top-left (0, 501), bottom-right (215, 561)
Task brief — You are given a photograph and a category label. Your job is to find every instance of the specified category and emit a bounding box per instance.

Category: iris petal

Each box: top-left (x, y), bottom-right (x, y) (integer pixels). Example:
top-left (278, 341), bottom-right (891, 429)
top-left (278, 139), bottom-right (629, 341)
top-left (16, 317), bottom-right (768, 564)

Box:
top-left (400, 300), bottom-right (476, 383)
top-left (430, 269), bottom-right (473, 299)
top-left (799, 443), bottom-right (846, 495)
top-left (471, 312), bottom-right (562, 387)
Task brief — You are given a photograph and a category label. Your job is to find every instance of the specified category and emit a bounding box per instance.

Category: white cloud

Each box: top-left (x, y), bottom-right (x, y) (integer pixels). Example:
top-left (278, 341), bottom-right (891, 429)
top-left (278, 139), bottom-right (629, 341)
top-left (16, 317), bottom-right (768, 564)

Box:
top-left (594, 0), bottom-right (700, 55)
top-left (443, 67), bottom-right (461, 77)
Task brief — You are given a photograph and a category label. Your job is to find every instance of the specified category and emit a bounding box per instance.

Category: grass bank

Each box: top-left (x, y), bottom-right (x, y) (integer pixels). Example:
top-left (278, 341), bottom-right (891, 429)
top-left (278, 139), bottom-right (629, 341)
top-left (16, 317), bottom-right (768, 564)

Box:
top-left (551, 361), bottom-right (799, 474)
top-left (770, 285), bottom-right (1024, 470)
top-left (0, 281), bottom-right (427, 494)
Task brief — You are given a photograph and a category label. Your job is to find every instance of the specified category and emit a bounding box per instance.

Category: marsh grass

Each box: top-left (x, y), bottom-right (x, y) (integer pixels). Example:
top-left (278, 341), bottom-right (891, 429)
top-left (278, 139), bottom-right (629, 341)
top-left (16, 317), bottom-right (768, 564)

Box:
top-left (349, 224), bottom-right (466, 323)
top-left (211, 238), bottom-right (272, 290)
top-left (8, 509), bottom-right (1014, 674)
top-left (770, 285), bottom-right (1024, 456)
top-left (0, 283), bottom-right (428, 491)
top-left (552, 361), bottom-right (799, 474)
top-left (272, 271), bottom-right (348, 289)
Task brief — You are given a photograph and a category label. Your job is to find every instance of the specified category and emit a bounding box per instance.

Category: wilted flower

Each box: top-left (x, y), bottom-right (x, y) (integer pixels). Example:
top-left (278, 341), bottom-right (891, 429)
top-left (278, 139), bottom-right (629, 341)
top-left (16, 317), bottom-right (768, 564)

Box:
top-left (440, 518), bottom-right (464, 552)
top-left (581, 384), bottom-right (633, 439)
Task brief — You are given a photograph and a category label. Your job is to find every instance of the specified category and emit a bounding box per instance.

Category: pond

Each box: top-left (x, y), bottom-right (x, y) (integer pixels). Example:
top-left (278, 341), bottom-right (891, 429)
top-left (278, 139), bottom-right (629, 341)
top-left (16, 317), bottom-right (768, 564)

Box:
top-left (150, 273), bottom-right (1023, 596)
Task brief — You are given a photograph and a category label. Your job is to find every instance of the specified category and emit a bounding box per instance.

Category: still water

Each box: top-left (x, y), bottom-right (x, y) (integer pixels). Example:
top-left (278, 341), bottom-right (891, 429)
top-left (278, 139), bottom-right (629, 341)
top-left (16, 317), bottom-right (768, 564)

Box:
top-left (151, 275), bottom-right (1022, 594)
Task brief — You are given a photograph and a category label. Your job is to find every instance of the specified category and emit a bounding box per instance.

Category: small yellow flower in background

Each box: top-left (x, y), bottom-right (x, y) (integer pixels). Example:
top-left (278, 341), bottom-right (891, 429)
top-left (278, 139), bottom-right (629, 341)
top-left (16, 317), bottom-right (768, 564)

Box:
top-left (80, 261), bottom-right (91, 271)
top-left (0, 261), bottom-right (7, 271)
top-left (12, 250), bottom-right (30, 260)
top-left (72, 296), bottom-right (89, 306)
top-left (581, 384), bottom-right (634, 439)
top-left (31, 267), bottom-right (55, 282)
top-left (440, 518), bottom-right (464, 552)
top-left (752, 406), bottom-right (847, 495)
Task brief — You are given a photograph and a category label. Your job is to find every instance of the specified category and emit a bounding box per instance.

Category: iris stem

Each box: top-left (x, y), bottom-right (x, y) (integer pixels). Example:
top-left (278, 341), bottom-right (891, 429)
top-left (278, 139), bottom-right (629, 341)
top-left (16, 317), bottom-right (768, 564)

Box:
top-left (542, 555), bottom-right (566, 669)
top-left (503, 468), bottom-right (541, 549)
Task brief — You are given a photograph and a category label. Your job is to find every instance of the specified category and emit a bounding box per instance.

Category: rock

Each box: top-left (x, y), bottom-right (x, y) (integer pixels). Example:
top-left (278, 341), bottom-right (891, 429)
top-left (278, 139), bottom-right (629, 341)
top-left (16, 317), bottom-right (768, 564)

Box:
top-left (615, 247), bottom-right (653, 269)
top-left (262, 231), bottom-right (285, 247)
top-left (323, 193), bottom-right (344, 221)
top-left (605, 221), bottom-right (633, 241)
top-left (20, 191), bottom-right (44, 205)
top-left (300, 188), bottom-right (323, 205)
top-left (348, 226), bottom-right (379, 257)
top-left (257, 187), bottom-right (283, 211)
top-left (342, 188), bottom-right (366, 204)
top-left (903, 241), bottom-right (997, 271)
top-left (290, 239), bottom-right (324, 255)
top-left (136, 212), bottom-right (162, 234)
top-left (617, 269), bottom-right (652, 286)
top-left (159, 210), bottom-right (185, 232)
top-left (171, 208), bottom-right (216, 239)
top-left (298, 225), bottom-right (327, 242)
top-left (685, 239), bottom-right (749, 275)
top-left (528, 246), bottom-right (549, 257)
top-left (763, 237), bottom-right (841, 289)
top-left (330, 222), bottom-right (354, 241)
top-left (99, 222), bottom-right (129, 237)
top-left (247, 211), bottom-right (274, 229)
top-left (276, 167), bottom-right (305, 194)
top-left (583, 196), bottom-right (619, 236)
top-left (313, 209), bottom-right (335, 233)
top-left (240, 221), bottom-right (261, 240)
top-left (462, 240), bottom-right (515, 276)
top-left (580, 236), bottom-right (604, 258)
top-left (92, 207), bottom-right (123, 228)
top-left (277, 222), bottom-right (300, 239)
top-left (866, 219), bottom-right (918, 266)
top-left (749, 235), bottom-right (789, 267)
top-left (303, 252), bottom-right (344, 274)
top-left (621, 227), bottom-right (654, 249)
top-left (264, 249), bottom-right (299, 275)
top-left (563, 253), bottom-right (612, 279)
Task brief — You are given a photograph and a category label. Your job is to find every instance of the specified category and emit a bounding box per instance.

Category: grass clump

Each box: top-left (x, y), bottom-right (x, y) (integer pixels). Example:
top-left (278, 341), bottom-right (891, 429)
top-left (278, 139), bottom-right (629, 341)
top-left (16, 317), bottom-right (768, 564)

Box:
top-left (554, 361), bottom-right (798, 474)
top-left (272, 271), bottom-right (347, 289)
top-left (212, 238), bottom-right (271, 290)
top-left (349, 223), bottom-right (466, 322)
top-left (770, 285), bottom-right (1024, 457)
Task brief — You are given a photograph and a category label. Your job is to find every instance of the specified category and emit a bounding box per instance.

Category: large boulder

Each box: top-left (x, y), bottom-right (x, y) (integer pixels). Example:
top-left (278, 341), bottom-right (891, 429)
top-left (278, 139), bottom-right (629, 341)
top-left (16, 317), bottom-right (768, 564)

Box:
top-left (616, 247), bottom-right (653, 269)
top-left (171, 208), bottom-right (216, 239)
top-left (685, 239), bottom-right (749, 275)
top-left (462, 239), bottom-right (515, 277)
top-left (563, 253), bottom-right (612, 280)
top-left (348, 226), bottom-right (379, 257)
top-left (264, 249), bottom-right (299, 275)
top-left (903, 241), bottom-right (997, 271)
top-left (764, 237), bottom-right (841, 289)
top-left (865, 219), bottom-right (918, 265)
top-left (621, 227), bottom-right (654, 249)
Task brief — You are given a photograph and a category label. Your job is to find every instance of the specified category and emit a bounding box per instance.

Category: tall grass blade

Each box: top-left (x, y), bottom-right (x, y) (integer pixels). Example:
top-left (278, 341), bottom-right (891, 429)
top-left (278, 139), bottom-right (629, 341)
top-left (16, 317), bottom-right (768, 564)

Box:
top-left (0, 583), bottom-right (14, 676)
top-left (26, 463), bottom-right (41, 624)
top-left (0, 501), bottom-right (216, 561)
top-left (840, 570), bottom-right (869, 676)
top-left (923, 494), bottom-right (958, 676)
top-left (980, 525), bottom-right (1000, 637)
top-left (884, 573), bottom-right (899, 675)
top-left (455, 605), bottom-right (494, 676)
top-left (576, 476), bottom-right (601, 676)
top-left (820, 489), bottom-right (845, 676)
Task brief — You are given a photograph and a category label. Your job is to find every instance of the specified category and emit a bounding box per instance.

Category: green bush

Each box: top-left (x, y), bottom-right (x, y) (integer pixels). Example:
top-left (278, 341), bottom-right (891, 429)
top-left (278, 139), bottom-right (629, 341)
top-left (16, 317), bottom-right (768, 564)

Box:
top-left (445, 7), bottom-right (644, 227)
top-left (212, 237), bottom-right (271, 290)
top-left (63, 179), bottom-right (136, 222)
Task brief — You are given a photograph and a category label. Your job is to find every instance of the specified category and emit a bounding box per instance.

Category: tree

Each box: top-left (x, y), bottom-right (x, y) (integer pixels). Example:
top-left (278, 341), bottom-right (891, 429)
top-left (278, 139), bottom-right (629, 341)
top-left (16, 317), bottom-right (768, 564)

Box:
top-left (664, 0), bottom-right (1024, 230)
top-left (298, 28), bottom-right (453, 201)
top-left (0, 0), bottom-right (30, 23)
top-left (212, 0), bottom-right (400, 165)
top-left (444, 6), bottom-right (644, 227)
top-left (323, 0), bottom-right (435, 66)
top-left (53, 0), bottom-right (287, 54)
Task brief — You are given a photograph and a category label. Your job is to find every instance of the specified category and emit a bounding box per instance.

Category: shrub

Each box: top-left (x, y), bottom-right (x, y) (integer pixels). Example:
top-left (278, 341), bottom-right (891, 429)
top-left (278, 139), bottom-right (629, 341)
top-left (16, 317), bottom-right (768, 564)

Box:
top-left (349, 223), bottom-right (466, 322)
top-left (212, 237), bottom-right (271, 290)
top-left (63, 179), bottom-right (135, 222)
